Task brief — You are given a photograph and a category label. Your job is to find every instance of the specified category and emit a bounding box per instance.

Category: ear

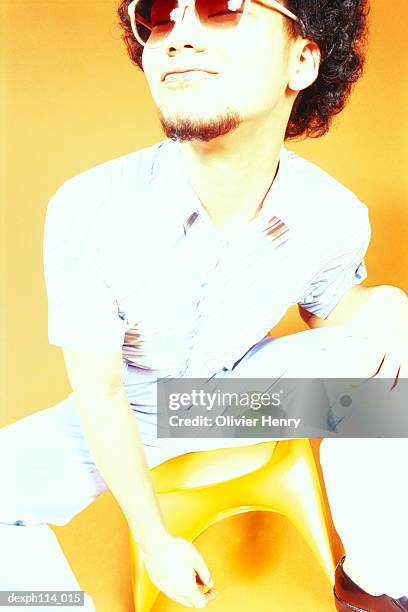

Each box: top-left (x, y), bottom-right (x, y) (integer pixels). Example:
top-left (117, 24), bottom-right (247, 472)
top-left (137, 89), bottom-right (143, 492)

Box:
top-left (288, 39), bottom-right (321, 92)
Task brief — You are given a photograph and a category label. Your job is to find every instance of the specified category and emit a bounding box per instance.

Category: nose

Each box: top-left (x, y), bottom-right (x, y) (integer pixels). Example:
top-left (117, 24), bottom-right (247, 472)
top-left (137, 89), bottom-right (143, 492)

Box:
top-left (165, 3), bottom-right (207, 55)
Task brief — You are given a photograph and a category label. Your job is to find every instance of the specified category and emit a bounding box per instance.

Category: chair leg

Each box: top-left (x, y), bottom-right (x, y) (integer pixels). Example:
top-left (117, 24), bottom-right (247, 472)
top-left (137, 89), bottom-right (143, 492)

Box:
top-left (259, 439), bottom-right (336, 585)
top-left (129, 536), bottom-right (162, 612)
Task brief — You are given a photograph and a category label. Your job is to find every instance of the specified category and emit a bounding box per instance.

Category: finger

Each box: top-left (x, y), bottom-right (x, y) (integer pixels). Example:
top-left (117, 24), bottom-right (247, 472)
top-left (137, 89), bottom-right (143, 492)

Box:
top-left (398, 358), bottom-right (408, 380)
top-left (193, 555), bottom-right (213, 588)
top-left (360, 340), bottom-right (390, 378)
top-left (187, 578), bottom-right (211, 609)
top-left (195, 572), bottom-right (214, 591)
top-left (374, 353), bottom-right (401, 388)
top-left (367, 351), bottom-right (386, 378)
top-left (165, 581), bottom-right (196, 607)
top-left (189, 583), bottom-right (218, 608)
top-left (196, 577), bottom-right (218, 606)
top-left (189, 591), bottom-right (208, 609)
top-left (170, 594), bottom-right (193, 608)
top-left (179, 572), bottom-right (211, 609)
top-left (204, 587), bottom-right (218, 603)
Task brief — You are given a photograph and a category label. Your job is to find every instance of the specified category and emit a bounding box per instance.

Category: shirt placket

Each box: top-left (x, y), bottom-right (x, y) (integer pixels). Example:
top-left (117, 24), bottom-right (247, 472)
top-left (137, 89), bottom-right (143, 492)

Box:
top-left (179, 219), bottom-right (230, 378)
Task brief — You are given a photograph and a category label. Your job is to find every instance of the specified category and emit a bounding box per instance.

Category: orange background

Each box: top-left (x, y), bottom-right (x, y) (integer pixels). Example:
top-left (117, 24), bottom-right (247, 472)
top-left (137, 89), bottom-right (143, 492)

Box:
top-left (1, 1), bottom-right (407, 610)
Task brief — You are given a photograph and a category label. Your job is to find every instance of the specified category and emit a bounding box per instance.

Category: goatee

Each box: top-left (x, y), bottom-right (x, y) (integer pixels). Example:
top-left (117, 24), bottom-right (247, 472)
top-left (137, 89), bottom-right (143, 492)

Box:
top-left (158, 109), bottom-right (242, 142)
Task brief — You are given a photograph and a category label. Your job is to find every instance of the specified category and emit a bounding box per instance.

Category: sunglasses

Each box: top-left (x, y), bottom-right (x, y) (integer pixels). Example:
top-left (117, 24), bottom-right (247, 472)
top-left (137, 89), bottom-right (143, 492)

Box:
top-left (127, 0), bottom-right (300, 49)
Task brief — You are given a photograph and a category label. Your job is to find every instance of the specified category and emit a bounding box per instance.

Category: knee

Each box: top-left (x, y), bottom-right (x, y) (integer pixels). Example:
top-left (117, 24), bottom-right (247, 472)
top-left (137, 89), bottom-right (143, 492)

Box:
top-left (297, 331), bottom-right (381, 378)
top-left (268, 327), bottom-right (373, 378)
top-left (319, 438), bottom-right (339, 470)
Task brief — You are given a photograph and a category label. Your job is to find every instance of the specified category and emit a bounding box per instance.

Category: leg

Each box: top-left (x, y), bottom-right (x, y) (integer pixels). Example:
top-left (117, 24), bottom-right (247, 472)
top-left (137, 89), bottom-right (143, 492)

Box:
top-left (0, 387), bottom-right (195, 611)
top-left (320, 437), bottom-right (408, 599)
top-left (125, 329), bottom-right (408, 598)
top-left (220, 326), bottom-right (364, 439)
top-left (222, 328), bottom-right (408, 597)
top-left (133, 326), bottom-right (367, 455)
top-left (0, 524), bottom-right (97, 611)
top-left (0, 393), bottom-right (109, 610)
top-left (315, 331), bottom-right (408, 599)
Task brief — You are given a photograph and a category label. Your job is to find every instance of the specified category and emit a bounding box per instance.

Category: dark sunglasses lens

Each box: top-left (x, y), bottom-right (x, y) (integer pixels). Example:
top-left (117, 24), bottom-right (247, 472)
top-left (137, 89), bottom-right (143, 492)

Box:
top-left (134, 0), bottom-right (179, 45)
top-left (134, 0), bottom-right (245, 45)
top-left (196, 0), bottom-right (245, 29)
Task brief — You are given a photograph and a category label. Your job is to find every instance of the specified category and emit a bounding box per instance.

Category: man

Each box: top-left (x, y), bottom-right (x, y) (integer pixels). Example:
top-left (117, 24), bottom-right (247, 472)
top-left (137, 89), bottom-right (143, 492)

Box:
top-left (1, 0), bottom-right (407, 610)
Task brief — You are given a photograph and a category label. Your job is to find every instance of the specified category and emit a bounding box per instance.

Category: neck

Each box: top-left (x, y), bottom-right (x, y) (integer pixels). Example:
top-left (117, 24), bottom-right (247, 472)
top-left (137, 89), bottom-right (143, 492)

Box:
top-left (178, 113), bottom-right (287, 230)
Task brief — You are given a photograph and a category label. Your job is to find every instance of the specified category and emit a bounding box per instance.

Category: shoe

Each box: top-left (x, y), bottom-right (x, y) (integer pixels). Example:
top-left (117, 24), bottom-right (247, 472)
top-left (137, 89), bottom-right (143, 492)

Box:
top-left (334, 555), bottom-right (408, 611)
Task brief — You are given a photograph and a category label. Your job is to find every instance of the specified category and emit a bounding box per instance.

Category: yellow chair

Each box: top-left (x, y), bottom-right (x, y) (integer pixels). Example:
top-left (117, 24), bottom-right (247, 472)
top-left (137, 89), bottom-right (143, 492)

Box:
top-left (129, 438), bottom-right (336, 611)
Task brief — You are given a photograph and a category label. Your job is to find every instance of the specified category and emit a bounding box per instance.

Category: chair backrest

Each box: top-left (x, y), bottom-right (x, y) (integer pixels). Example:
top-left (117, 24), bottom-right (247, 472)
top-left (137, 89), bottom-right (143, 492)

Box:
top-left (150, 440), bottom-right (283, 493)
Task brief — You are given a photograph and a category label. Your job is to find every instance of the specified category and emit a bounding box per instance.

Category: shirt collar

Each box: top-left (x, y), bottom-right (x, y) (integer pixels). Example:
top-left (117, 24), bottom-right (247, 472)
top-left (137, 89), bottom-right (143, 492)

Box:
top-left (162, 138), bottom-right (290, 242)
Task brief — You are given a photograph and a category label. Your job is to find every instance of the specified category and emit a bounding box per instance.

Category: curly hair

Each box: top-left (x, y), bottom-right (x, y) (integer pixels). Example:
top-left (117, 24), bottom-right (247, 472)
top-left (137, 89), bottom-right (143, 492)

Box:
top-left (117, 0), bottom-right (370, 140)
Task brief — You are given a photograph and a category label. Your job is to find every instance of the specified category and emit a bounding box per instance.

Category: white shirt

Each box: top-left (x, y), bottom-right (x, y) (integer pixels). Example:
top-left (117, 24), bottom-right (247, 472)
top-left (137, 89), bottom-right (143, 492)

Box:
top-left (43, 138), bottom-right (371, 378)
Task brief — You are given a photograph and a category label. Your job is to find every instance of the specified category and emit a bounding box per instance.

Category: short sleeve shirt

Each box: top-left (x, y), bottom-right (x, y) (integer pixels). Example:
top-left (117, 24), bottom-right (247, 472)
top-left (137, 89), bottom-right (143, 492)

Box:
top-left (43, 139), bottom-right (371, 377)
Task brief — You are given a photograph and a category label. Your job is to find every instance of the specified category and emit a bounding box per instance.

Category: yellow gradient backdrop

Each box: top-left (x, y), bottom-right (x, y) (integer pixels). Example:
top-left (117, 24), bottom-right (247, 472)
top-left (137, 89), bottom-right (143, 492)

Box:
top-left (1, 1), bottom-right (407, 611)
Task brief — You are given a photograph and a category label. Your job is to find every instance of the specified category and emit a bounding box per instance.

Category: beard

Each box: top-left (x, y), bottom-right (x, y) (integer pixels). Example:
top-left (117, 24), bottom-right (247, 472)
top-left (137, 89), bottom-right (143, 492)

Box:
top-left (158, 107), bottom-right (242, 142)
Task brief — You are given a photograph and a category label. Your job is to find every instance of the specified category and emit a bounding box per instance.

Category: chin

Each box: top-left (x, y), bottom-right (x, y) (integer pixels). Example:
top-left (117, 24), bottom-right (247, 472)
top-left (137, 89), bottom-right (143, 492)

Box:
top-left (158, 106), bottom-right (242, 143)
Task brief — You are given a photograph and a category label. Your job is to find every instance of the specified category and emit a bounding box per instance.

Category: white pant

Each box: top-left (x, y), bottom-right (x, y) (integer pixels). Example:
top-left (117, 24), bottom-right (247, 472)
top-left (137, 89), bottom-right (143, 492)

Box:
top-left (1, 327), bottom-right (407, 610)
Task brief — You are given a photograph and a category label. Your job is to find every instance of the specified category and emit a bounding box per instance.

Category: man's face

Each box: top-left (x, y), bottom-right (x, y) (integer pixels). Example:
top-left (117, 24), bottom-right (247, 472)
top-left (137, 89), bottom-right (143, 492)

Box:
top-left (141, 0), bottom-right (298, 141)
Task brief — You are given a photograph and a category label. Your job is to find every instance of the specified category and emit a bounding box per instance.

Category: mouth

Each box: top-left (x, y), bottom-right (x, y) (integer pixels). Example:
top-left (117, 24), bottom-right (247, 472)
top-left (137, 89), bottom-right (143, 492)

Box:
top-left (161, 69), bottom-right (218, 83)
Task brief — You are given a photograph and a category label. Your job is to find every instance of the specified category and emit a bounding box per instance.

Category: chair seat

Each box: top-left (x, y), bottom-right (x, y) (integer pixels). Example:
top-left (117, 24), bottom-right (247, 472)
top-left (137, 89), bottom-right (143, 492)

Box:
top-left (130, 439), bottom-right (337, 611)
top-left (150, 440), bottom-right (280, 492)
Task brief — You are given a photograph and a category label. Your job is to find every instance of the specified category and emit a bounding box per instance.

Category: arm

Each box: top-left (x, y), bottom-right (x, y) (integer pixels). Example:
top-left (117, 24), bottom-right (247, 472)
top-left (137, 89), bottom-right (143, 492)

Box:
top-left (299, 284), bottom-right (408, 381)
top-left (43, 177), bottom-right (216, 606)
top-left (295, 195), bottom-right (406, 378)
top-left (299, 283), bottom-right (408, 334)
top-left (62, 345), bottom-right (168, 554)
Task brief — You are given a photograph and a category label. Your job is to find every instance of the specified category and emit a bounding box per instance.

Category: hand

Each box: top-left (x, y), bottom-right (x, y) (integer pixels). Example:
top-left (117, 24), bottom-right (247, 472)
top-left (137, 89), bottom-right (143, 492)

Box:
top-left (140, 532), bottom-right (217, 608)
top-left (341, 289), bottom-right (408, 388)
top-left (363, 329), bottom-right (408, 385)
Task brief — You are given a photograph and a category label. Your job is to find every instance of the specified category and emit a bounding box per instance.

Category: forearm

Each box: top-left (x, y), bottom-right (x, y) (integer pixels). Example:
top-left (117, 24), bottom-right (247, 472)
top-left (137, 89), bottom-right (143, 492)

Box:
top-left (73, 386), bottom-right (170, 553)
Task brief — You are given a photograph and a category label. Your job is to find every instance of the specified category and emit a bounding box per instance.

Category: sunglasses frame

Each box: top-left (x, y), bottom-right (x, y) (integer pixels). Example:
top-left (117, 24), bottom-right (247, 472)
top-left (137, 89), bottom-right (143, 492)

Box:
top-left (127, 0), bottom-right (301, 49)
